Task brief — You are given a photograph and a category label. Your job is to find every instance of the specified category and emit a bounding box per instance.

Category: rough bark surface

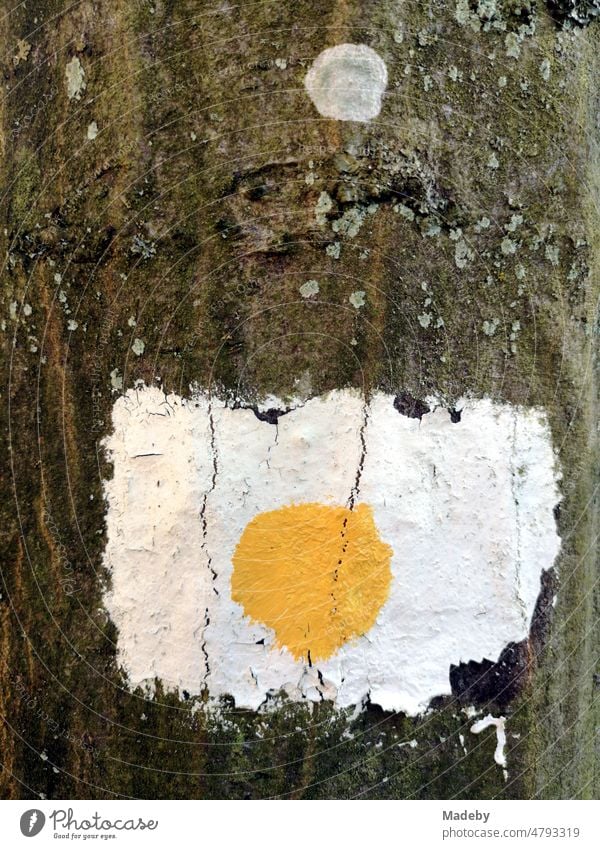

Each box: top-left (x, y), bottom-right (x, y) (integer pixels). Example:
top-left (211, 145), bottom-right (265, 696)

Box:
top-left (1, 0), bottom-right (598, 799)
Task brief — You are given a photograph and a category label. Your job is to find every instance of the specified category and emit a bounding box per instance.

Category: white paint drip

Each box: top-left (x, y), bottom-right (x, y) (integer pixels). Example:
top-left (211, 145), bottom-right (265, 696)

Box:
top-left (470, 714), bottom-right (508, 768)
top-left (102, 387), bottom-right (561, 715)
top-left (304, 44), bottom-right (388, 122)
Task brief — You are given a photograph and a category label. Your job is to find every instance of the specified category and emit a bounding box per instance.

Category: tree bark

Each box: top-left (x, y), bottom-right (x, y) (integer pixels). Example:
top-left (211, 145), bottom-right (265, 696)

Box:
top-left (1, 0), bottom-right (598, 799)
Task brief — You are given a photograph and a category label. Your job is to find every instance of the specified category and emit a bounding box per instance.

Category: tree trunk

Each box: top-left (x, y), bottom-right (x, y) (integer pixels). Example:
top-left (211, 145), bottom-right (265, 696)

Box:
top-left (1, 0), bottom-right (598, 799)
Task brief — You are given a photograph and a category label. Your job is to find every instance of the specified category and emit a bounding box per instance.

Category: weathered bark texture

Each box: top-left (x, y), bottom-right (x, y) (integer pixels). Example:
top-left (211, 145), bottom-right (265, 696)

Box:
top-left (1, 0), bottom-right (599, 799)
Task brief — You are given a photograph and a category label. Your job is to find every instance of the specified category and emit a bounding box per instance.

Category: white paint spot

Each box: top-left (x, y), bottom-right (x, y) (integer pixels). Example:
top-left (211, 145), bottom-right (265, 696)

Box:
top-left (470, 714), bottom-right (507, 768)
top-left (299, 280), bottom-right (319, 298)
top-left (87, 121), bottom-right (98, 140)
top-left (304, 44), bottom-right (388, 122)
top-left (102, 387), bottom-right (561, 715)
top-left (65, 56), bottom-right (86, 101)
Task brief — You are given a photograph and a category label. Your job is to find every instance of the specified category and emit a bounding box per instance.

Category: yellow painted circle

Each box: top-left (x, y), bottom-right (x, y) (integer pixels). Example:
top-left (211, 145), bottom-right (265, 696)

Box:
top-left (231, 502), bottom-right (393, 663)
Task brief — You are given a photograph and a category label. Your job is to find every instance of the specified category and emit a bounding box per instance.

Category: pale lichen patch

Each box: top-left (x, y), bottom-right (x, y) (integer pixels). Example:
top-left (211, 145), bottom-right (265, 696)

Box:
top-left (455, 239), bottom-right (474, 269)
top-left (314, 191), bottom-right (333, 226)
top-left (332, 207), bottom-right (366, 239)
top-left (483, 318), bottom-right (500, 336)
top-left (505, 32), bottom-right (521, 59)
top-left (349, 290), bottom-right (366, 309)
top-left (545, 244), bottom-right (560, 266)
top-left (65, 56), bottom-right (86, 101)
top-left (540, 58), bottom-right (551, 81)
top-left (299, 279), bottom-right (319, 298)
top-left (102, 388), bottom-right (562, 715)
top-left (12, 39), bottom-right (31, 67)
top-left (501, 237), bottom-right (518, 255)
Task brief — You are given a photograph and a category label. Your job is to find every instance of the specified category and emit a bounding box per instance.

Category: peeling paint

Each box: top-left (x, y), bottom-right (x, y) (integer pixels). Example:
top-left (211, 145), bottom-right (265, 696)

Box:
top-left (102, 387), bottom-right (561, 715)
top-left (110, 369), bottom-right (123, 392)
top-left (349, 290), bottom-right (366, 309)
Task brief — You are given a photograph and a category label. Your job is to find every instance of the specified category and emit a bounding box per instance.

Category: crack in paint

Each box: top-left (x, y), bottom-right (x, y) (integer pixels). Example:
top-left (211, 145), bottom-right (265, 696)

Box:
top-left (325, 399), bottom-right (372, 648)
top-left (348, 400), bottom-right (369, 509)
top-left (200, 607), bottom-right (210, 681)
top-left (200, 396), bottom-right (219, 594)
top-left (509, 410), bottom-right (529, 628)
